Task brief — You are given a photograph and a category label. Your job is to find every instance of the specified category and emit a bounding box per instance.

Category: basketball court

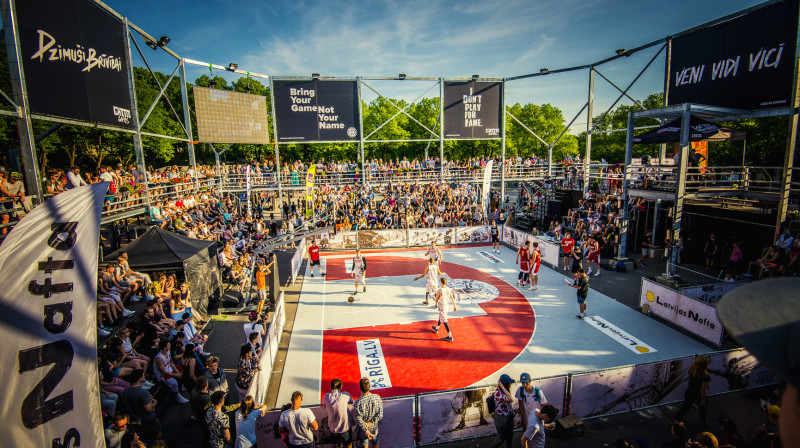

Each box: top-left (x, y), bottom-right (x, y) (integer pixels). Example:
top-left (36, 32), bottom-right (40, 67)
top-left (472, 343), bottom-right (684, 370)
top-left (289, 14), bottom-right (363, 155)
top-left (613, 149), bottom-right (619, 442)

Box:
top-left (276, 245), bottom-right (710, 404)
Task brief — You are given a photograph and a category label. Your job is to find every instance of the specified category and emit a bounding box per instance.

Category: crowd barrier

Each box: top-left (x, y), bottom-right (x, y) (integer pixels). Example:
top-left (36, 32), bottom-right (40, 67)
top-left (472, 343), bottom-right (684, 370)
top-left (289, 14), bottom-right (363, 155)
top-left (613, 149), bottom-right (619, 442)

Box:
top-left (290, 237), bottom-right (307, 285)
top-left (316, 225), bottom-right (501, 250)
top-left (639, 278), bottom-right (735, 346)
top-left (247, 347), bottom-right (774, 447)
top-left (246, 291), bottom-right (286, 404)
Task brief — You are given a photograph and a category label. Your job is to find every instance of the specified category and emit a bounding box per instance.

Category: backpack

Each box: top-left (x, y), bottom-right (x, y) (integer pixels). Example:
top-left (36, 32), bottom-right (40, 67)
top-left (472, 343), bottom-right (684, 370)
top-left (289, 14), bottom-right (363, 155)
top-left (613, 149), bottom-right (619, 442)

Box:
top-left (486, 389), bottom-right (497, 414)
top-left (108, 181), bottom-right (117, 194)
top-left (615, 260), bottom-right (627, 273)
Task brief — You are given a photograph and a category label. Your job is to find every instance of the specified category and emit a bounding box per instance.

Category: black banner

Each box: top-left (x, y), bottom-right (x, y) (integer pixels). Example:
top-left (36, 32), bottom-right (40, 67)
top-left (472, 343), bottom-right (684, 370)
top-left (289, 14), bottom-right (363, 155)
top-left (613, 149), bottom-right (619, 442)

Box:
top-left (443, 81), bottom-right (502, 139)
top-left (668, 0), bottom-right (799, 110)
top-left (272, 80), bottom-right (360, 142)
top-left (15, 0), bottom-right (133, 128)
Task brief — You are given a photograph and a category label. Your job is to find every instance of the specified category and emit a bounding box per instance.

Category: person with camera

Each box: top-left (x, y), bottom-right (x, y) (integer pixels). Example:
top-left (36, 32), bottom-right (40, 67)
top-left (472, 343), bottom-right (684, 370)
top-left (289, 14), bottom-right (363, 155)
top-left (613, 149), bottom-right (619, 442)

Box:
top-left (243, 311), bottom-right (267, 345)
top-left (565, 268), bottom-right (589, 319)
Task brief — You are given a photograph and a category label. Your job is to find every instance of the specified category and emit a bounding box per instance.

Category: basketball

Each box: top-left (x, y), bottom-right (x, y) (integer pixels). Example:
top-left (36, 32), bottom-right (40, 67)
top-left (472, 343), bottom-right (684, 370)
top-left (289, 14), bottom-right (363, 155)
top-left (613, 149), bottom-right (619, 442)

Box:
top-left (348, 296), bottom-right (354, 303)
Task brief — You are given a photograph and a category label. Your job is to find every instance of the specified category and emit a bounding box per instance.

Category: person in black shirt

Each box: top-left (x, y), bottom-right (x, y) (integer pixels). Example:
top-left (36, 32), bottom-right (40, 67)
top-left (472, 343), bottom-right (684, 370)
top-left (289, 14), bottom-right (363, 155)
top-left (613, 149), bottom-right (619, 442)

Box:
top-left (570, 245), bottom-right (583, 274)
top-left (491, 221), bottom-right (500, 253)
top-left (675, 355), bottom-right (711, 425)
top-left (565, 269), bottom-right (589, 319)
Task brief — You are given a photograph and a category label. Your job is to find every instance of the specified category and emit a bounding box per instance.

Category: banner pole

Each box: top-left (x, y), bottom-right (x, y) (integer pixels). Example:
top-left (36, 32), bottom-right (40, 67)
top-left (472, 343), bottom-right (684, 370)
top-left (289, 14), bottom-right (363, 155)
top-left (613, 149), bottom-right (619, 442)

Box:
top-left (122, 18), bottom-right (151, 213)
top-left (269, 78), bottom-right (283, 212)
top-left (1, 0), bottom-right (43, 203)
top-left (439, 78), bottom-right (445, 182)
top-left (500, 80), bottom-right (507, 213)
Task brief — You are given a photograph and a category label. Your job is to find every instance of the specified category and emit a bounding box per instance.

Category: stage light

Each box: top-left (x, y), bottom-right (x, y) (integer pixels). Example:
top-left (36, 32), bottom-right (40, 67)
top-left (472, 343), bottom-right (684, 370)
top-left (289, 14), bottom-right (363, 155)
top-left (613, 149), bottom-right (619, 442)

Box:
top-left (227, 63), bottom-right (238, 72)
top-left (472, 74), bottom-right (479, 80)
top-left (157, 36), bottom-right (170, 47)
top-left (615, 48), bottom-right (627, 56)
top-left (540, 68), bottom-right (549, 73)
top-left (398, 73), bottom-right (406, 80)
top-left (312, 73), bottom-right (320, 80)
top-left (145, 40), bottom-right (157, 50)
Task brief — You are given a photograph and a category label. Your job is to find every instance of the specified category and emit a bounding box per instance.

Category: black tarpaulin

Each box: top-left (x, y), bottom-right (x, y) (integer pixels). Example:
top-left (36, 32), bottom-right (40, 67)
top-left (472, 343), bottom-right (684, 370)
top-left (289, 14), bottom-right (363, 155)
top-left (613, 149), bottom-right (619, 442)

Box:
top-left (106, 227), bottom-right (220, 315)
top-left (632, 116), bottom-right (746, 144)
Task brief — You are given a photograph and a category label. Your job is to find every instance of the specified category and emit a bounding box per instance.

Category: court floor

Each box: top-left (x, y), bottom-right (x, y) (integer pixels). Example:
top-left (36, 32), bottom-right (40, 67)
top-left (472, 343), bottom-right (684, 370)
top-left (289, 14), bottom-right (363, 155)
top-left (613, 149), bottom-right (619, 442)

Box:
top-left (277, 245), bottom-right (710, 404)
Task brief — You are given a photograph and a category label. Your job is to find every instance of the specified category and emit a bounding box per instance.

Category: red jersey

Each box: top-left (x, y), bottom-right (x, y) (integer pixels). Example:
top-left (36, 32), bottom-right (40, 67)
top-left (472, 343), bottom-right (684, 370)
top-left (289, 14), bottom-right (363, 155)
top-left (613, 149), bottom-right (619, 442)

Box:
top-left (518, 247), bottom-right (531, 271)
top-left (309, 245), bottom-right (320, 261)
top-left (533, 249), bottom-right (541, 267)
top-left (561, 237), bottom-right (575, 254)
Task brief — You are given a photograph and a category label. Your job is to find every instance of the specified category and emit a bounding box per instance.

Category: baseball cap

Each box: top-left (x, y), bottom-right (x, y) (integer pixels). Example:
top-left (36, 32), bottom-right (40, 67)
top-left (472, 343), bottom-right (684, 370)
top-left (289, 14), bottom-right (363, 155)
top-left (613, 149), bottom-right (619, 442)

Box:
top-left (716, 278), bottom-right (800, 389)
top-left (519, 372), bottom-right (532, 383)
top-left (499, 374), bottom-right (515, 385)
top-left (249, 311), bottom-right (258, 320)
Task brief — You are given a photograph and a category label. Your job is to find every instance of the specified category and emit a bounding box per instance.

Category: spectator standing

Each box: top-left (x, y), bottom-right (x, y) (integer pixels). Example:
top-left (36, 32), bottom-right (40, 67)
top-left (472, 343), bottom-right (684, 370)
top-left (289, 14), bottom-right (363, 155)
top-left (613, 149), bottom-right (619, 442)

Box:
top-left (640, 231), bottom-right (653, 266)
top-left (205, 391), bottom-right (231, 448)
top-left (675, 355), bottom-right (711, 425)
top-left (280, 391), bottom-right (318, 448)
top-left (519, 404), bottom-right (558, 448)
top-left (235, 345), bottom-right (260, 401)
top-left (321, 378), bottom-right (354, 448)
top-left (204, 356), bottom-right (229, 394)
top-left (491, 374), bottom-right (516, 448)
top-left (234, 395), bottom-right (268, 448)
top-left (515, 372), bottom-right (548, 430)
top-left (659, 421), bottom-right (689, 448)
top-left (704, 233), bottom-right (718, 267)
top-left (354, 377), bottom-right (383, 448)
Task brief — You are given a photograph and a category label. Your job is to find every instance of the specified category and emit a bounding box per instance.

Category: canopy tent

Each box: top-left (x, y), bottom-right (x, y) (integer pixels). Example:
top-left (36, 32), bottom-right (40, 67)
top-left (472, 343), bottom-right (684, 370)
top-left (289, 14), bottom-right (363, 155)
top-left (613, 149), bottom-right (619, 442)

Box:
top-left (107, 227), bottom-right (221, 315)
top-left (632, 116), bottom-right (746, 144)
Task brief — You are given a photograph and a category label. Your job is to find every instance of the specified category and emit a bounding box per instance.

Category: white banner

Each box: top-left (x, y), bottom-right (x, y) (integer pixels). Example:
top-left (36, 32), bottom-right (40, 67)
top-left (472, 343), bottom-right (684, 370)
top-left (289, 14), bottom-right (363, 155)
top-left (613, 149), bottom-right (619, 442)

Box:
top-left (290, 238), bottom-right (306, 285)
top-left (357, 229), bottom-right (407, 248)
top-left (502, 226), bottom-right (530, 249)
top-left (640, 279), bottom-right (724, 345)
top-left (0, 184), bottom-right (107, 448)
top-left (248, 292), bottom-right (286, 404)
top-left (482, 160), bottom-right (493, 213)
top-left (533, 236), bottom-right (560, 267)
top-left (455, 225), bottom-right (493, 244)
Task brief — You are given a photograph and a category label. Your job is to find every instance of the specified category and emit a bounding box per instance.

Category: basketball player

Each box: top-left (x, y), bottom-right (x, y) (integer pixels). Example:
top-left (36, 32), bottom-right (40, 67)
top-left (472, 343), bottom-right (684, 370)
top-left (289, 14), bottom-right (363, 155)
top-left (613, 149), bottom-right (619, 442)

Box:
top-left (308, 239), bottom-right (325, 277)
top-left (431, 277), bottom-right (457, 342)
top-left (491, 221), bottom-right (501, 253)
top-left (414, 258), bottom-right (445, 305)
top-left (529, 242), bottom-right (541, 291)
top-left (587, 237), bottom-right (602, 277)
top-left (516, 240), bottom-right (532, 287)
top-left (425, 240), bottom-right (443, 266)
top-left (560, 232), bottom-right (575, 271)
top-left (351, 249), bottom-right (367, 295)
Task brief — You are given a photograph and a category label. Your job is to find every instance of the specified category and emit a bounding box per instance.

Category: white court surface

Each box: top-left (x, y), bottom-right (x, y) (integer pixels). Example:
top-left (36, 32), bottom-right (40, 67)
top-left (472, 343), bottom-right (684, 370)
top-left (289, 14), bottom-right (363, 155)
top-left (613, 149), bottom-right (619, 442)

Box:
top-left (277, 245), bottom-right (710, 404)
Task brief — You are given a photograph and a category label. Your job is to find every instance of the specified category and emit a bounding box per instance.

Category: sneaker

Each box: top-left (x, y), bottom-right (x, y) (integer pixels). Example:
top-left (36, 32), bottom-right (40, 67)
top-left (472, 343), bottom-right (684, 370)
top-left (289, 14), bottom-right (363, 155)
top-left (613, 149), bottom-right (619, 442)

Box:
top-left (516, 280), bottom-right (521, 286)
top-left (322, 273), bottom-right (326, 277)
top-left (443, 336), bottom-right (454, 342)
top-left (98, 328), bottom-right (110, 336)
top-left (422, 300), bottom-right (429, 305)
top-left (587, 269), bottom-right (593, 275)
top-left (175, 393), bottom-right (190, 404)
top-left (143, 380), bottom-right (155, 388)
top-left (527, 286), bottom-right (534, 291)
top-left (354, 291), bottom-right (358, 295)
top-left (311, 273), bottom-right (315, 278)
top-left (122, 309), bottom-right (135, 317)
top-left (363, 286), bottom-right (366, 293)
top-left (100, 326), bottom-right (113, 331)
top-left (594, 271), bottom-right (601, 276)
top-left (431, 325), bottom-right (439, 333)
top-left (576, 315), bottom-right (584, 319)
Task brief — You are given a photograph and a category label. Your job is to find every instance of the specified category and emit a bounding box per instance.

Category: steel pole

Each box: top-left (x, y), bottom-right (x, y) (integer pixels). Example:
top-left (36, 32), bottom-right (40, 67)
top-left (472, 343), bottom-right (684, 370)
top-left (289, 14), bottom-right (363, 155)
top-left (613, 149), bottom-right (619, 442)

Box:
top-left (357, 76), bottom-right (366, 186)
top-left (584, 68), bottom-right (594, 194)
top-left (2, 0), bottom-right (42, 202)
top-left (670, 105), bottom-right (692, 275)
top-left (179, 59), bottom-right (199, 191)
top-left (618, 112), bottom-right (635, 256)
top-left (269, 78), bottom-right (283, 212)
top-left (122, 18), bottom-right (150, 211)
top-left (500, 80), bottom-right (507, 212)
top-left (439, 78), bottom-right (445, 182)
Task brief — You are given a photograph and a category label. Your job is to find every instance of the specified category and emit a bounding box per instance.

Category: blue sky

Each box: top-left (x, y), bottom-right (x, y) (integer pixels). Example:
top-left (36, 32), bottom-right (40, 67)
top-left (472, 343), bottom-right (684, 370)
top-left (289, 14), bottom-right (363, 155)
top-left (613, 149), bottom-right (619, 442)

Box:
top-left (106, 0), bottom-right (763, 128)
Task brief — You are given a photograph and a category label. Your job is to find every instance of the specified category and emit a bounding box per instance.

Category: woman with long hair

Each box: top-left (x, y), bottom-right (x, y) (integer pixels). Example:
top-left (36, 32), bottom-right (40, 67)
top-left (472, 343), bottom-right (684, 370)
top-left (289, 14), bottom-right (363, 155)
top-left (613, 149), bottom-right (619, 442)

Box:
top-left (234, 395), bottom-right (268, 448)
top-left (675, 355), bottom-right (711, 425)
top-left (235, 345), bottom-right (260, 401)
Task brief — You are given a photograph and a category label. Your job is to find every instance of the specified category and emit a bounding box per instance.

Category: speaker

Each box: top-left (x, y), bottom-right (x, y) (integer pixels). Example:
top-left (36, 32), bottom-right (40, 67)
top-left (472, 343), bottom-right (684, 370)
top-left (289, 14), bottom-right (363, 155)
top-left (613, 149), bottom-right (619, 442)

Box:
top-left (554, 414), bottom-right (585, 437)
top-left (547, 200), bottom-right (562, 217)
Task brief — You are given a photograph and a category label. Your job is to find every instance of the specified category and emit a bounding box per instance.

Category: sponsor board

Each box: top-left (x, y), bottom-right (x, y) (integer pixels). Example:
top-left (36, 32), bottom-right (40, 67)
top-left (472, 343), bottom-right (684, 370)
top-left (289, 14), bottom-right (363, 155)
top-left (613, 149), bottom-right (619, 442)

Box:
top-left (356, 339), bottom-right (392, 390)
top-left (533, 236), bottom-right (560, 267)
top-left (640, 279), bottom-right (724, 345)
top-left (477, 250), bottom-right (503, 263)
top-left (584, 315), bottom-right (656, 354)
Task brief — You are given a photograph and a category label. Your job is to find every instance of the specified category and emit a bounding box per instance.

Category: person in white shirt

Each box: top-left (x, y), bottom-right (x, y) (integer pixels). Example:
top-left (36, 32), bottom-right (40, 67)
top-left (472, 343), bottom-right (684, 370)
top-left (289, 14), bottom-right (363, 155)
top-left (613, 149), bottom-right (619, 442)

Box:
top-left (515, 372), bottom-right (549, 430)
top-left (520, 404), bottom-right (558, 448)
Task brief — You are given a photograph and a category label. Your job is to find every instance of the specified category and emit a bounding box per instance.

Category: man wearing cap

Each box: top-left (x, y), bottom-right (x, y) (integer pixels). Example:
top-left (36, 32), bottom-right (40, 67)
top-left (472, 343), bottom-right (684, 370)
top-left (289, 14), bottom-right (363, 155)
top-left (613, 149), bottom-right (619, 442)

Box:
top-left (243, 311), bottom-right (267, 344)
top-left (491, 374), bottom-right (516, 448)
top-left (717, 278), bottom-right (800, 448)
top-left (3, 171), bottom-right (32, 212)
top-left (515, 373), bottom-right (549, 431)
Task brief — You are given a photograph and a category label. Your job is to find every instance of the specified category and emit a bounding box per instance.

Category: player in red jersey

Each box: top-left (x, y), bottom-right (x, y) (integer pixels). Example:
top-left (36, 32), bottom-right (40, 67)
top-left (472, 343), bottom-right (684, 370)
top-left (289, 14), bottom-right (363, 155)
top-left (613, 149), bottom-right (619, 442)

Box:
top-left (529, 242), bottom-right (541, 291)
top-left (308, 239), bottom-right (325, 277)
top-left (587, 237), bottom-right (601, 277)
top-left (561, 232), bottom-right (575, 271)
top-left (515, 240), bottom-right (532, 287)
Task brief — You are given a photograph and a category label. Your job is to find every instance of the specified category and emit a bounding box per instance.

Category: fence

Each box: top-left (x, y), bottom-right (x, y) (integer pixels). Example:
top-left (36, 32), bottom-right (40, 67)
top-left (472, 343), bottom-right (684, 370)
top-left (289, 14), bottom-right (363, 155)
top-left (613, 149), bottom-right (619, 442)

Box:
top-left (249, 347), bottom-right (776, 447)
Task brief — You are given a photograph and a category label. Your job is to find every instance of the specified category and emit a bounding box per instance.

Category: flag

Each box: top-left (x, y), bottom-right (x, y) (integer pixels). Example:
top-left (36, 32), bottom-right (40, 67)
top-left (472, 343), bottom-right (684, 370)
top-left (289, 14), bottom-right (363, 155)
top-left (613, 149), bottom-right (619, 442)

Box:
top-left (0, 183), bottom-right (107, 448)
top-left (305, 164), bottom-right (316, 218)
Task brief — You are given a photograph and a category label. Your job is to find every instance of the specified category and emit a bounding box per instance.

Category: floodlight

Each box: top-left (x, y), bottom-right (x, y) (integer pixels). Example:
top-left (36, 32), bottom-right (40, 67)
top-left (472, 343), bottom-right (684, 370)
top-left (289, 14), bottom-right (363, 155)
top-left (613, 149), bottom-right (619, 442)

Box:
top-left (312, 73), bottom-right (320, 80)
top-left (472, 74), bottom-right (479, 80)
top-left (398, 73), bottom-right (406, 80)
top-left (157, 36), bottom-right (170, 47)
top-left (145, 40), bottom-right (157, 50)
top-left (227, 63), bottom-right (238, 72)
top-left (540, 68), bottom-right (549, 73)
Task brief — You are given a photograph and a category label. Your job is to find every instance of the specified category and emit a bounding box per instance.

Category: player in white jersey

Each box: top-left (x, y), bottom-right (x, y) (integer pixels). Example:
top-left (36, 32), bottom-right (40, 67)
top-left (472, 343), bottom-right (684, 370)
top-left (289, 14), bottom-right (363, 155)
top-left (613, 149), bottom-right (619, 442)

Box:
top-left (431, 277), bottom-right (457, 342)
top-left (425, 240), bottom-right (443, 266)
top-left (414, 257), bottom-right (445, 305)
top-left (351, 249), bottom-right (367, 295)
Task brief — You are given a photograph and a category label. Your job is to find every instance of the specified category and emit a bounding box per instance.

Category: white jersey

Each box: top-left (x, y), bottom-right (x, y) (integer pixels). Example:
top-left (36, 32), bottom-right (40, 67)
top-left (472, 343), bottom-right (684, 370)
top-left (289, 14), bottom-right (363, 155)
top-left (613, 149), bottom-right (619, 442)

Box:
top-left (426, 246), bottom-right (441, 264)
top-left (425, 265), bottom-right (439, 294)
top-left (353, 256), bottom-right (366, 282)
top-left (438, 286), bottom-right (454, 322)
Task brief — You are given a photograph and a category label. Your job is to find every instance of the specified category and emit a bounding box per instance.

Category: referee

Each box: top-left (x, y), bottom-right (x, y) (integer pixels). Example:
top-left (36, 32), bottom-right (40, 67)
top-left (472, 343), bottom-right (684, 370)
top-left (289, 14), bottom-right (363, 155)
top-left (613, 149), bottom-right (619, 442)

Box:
top-left (565, 268), bottom-right (589, 319)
